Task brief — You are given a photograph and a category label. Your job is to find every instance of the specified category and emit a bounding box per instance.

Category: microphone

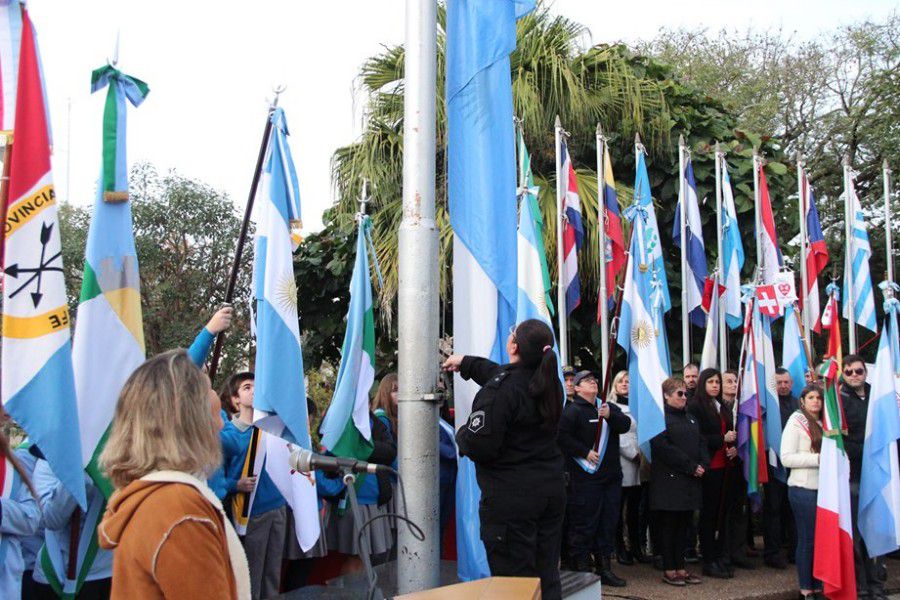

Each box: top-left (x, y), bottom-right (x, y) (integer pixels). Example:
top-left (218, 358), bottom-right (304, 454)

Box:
top-left (289, 447), bottom-right (392, 475)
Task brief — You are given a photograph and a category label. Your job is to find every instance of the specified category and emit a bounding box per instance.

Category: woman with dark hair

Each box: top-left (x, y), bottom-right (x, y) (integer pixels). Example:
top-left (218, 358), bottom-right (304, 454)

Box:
top-left (650, 377), bottom-right (708, 587)
top-left (443, 319), bottom-right (566, 600)
top-left (781, 385), bottom-right (824, 599)
top-left (687, 368), bottom-right (737, 579)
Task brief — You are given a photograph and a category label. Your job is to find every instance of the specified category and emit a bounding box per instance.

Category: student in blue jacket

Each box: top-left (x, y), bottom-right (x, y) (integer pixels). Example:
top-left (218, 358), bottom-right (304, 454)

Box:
top-left (220, 371), bottom-right (287, 600)
top-left (31, 451), bottom-right (113, 599)
top-left (0, 432), bottom-right (41, 600)
top-left (186, 305), bottom-right (234, 501)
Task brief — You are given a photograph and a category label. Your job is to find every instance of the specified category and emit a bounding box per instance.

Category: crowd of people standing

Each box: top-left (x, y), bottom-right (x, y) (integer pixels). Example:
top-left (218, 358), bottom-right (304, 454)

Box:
top-left (0, 314), bottom-right (892, 600)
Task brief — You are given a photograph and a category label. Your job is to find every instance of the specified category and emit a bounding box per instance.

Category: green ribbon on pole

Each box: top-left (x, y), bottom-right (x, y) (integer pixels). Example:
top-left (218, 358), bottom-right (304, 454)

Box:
top-left (90, 64), bottom-right (149, 202)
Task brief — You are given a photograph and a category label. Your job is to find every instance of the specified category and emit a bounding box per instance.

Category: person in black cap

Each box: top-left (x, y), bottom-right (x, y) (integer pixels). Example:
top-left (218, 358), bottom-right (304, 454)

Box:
top-left (445, 319), bottom-right (566, 600)
top-left (557, 370), bottom-right (631, 587)
top-left (563, 367), bottom-right (576, 404)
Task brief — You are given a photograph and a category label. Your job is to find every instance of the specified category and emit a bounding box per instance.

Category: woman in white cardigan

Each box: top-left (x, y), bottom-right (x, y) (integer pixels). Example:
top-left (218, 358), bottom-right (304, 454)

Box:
top-left (780, 384), bottom-right (824, 600)
top-left (609, 371), bottom-right (643, 564)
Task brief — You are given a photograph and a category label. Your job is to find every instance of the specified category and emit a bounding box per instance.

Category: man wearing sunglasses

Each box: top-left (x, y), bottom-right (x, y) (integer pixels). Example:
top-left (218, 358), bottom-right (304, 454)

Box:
top-left (840, 355), bottom-right (886, 599)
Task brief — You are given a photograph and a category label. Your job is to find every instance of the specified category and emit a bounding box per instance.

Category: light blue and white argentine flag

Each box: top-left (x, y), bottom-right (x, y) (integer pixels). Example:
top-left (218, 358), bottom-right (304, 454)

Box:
top-left (251, 107), bottom-right (310, 449)
top-left (673, 158), bottom-right (707, 326)
top-left (859, 281), bottom-right (900, 556)
top-left (447, 0), bottom-right (534, 581)
top-left (616, 153), bottom-right (671, 455)
top-left (782, 305), bottom-right (809, 400)
top-left (843, 180), bottom-right (877, 332)
top-left (722, 165), bottom-right (745, 329)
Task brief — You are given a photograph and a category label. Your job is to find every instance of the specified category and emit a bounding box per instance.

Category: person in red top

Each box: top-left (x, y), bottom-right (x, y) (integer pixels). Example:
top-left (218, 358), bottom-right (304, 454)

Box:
top-left (688, 368), bottom-right (738, 580)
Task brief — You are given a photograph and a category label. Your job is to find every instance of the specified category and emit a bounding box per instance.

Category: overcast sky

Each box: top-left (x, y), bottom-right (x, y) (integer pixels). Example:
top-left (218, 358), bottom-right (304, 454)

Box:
top-left (29, 0), bottom-right (898, 232)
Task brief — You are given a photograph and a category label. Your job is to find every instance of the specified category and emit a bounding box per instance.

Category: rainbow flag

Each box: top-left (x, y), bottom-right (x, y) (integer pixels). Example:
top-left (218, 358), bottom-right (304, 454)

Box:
top-left (737, 292), bottom-right (769, 502)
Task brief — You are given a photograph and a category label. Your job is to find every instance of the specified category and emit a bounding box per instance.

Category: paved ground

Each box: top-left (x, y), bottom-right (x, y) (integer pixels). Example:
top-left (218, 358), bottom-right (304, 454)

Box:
top-left (600, 554), bottom-right (900, 600)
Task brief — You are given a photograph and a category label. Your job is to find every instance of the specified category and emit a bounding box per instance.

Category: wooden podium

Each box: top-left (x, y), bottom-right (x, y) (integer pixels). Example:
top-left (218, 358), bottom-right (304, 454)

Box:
top-left (396, 576), bottom-right (541, 599)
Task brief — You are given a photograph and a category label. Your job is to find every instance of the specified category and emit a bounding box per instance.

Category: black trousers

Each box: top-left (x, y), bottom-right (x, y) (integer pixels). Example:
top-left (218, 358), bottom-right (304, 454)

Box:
top-left (616, 485), bottom-right (642, 554)
top-left (700, 467), bottom-right (737, 564)
top-left (850, 482), bottom-right (886, 595)
top-left (724, 468), bottom-right (750, 560)
top-left (480, 491), bottom-right (566, 600)
top-left (565, 479), bottom-right (621, 561)
top-left (763, 472), bottom-right (796, 559)
top-left (659, 510), bottom-right (692, 571)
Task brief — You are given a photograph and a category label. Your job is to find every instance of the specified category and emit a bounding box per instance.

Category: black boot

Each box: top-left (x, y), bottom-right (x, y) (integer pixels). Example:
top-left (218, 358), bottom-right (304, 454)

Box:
top-left (616, 548), bottom-right (634, 566)
top-left (702, 560), bottom-right (731, 579)
top-left (597, 556), bottom-right (627, 587)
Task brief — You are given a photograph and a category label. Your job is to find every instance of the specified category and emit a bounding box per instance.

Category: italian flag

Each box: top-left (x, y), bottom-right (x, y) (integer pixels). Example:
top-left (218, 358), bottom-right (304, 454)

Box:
top-left (813, 293), bottom-right (856, 600)
top-left (318, 217), bottom-right (376, 460)
top-left (74, 67), bottom-right (148, 497)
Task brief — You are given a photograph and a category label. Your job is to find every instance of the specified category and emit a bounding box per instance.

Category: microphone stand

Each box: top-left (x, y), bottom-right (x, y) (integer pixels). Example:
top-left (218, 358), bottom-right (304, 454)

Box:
top-left (341, 468), bottom-right (385, 600)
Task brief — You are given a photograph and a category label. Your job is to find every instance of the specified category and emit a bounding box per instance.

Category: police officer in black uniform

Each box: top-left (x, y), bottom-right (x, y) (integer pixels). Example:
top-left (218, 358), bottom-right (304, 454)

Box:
top-left (444, 319), bottom-right (566, 600)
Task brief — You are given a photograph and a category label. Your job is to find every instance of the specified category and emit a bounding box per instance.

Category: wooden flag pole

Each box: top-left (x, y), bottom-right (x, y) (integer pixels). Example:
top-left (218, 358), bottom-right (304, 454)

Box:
top-left (208, 92), bottom-right (281, 382)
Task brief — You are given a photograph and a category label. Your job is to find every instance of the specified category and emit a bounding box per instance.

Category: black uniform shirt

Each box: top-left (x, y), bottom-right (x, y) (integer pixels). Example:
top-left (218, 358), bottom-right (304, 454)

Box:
top-left (557, 394), bottom-right (631, 484)
top-left (455, 356), bottom-right (565, 497)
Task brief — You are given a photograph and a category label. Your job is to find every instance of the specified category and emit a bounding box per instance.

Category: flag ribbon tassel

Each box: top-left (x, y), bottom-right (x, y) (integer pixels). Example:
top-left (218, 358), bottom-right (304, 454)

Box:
top-left (90, 65), bottom-right (149, 202)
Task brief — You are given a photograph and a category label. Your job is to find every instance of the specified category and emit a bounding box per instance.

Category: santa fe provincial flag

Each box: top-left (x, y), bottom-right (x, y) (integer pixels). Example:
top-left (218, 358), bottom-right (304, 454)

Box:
top-left (1, 7), bottom-right (86, 508)
top-left (74, 65), bottom-right (148, 497)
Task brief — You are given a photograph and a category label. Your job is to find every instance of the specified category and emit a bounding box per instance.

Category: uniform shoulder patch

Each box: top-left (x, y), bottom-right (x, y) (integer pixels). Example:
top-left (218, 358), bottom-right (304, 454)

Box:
top-left (467, 410), bottom-right (486, 433)
top-left (485, 370), bottom-right (509, 389)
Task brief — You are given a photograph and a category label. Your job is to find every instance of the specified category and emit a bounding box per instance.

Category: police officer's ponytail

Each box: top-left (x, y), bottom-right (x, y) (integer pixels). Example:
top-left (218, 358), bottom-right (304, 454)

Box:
top-left (513, 319), bottom-right (562, 428)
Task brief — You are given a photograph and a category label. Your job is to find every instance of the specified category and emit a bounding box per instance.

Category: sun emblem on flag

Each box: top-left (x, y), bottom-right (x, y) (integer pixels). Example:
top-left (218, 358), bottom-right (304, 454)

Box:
top-left (276, 275), bottom-right (298, 312)
top-left (631, 320), bottom-right (654, 349)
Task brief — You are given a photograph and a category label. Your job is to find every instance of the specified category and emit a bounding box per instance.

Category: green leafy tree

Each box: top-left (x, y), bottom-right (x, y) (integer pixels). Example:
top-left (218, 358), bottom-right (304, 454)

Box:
top-left (59, 163), bottom-right (254, 387)
top-left (329, 5), bottom-right (795, 371)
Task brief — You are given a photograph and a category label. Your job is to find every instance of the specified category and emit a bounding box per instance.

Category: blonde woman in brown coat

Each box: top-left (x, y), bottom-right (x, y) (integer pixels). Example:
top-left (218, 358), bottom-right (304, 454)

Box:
top-left (98, 350), bottom-right (250, 599)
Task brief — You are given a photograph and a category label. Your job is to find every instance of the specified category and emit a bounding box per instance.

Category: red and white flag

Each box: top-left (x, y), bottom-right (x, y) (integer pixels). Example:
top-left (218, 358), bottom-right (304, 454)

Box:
top-left (755, 285), bottom-right (781, 318)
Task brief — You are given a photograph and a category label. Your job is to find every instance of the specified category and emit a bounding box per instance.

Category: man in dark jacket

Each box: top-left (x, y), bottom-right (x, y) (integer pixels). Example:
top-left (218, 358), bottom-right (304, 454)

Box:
top-left (840, 356), bottom-right (886, 599)
top-left (557, 371), bottom-right (631, 587)
top-left (762, 368), bottom-right (800, 569)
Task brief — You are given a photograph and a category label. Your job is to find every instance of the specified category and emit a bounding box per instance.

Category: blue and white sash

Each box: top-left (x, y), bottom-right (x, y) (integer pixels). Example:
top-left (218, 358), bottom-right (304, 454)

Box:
top-left (574, 402), bottom-right (609, 474)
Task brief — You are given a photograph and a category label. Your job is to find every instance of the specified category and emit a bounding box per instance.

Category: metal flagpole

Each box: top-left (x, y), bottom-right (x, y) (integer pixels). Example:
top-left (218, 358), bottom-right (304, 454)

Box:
top-left (679, 135), bottom-right (690, 366)
top-left (798, 154), bottom-right (811, 339)
top-left (555, 115), bottom-right (569, 367)
top-left (753, 151), bottom-right (763, 285)
top-left (715, 143), bottom-right (727, 369)
top-left (885, 159), bottom-right (894, 283)
top-left (844, 155), bottom-right (857, 353)
top-left (397, 0), bottom-right (439, 591)
top-left (596, 123), bottom-right (609, 384)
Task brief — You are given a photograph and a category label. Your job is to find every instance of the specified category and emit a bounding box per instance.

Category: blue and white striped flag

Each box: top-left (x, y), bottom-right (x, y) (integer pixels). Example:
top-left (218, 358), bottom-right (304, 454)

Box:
top-left (673, 158), bottom-right (707, 326)
top-left (447, 0), bottom-right (534, 580)
top-left (782, 305), bottom-right (809, 400)
top-left (722, 164), bottom-right (745, 329)
top-left (859, 281), bottom-right (900, 556)
top-left (634, 150), bottom-right (671, 313)
top-left (843, 180), bottom-right (877, 332)
top-left (251, 107), bottom-right (309, 448)
top-left (616, 152), bottom-right (671, 455)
